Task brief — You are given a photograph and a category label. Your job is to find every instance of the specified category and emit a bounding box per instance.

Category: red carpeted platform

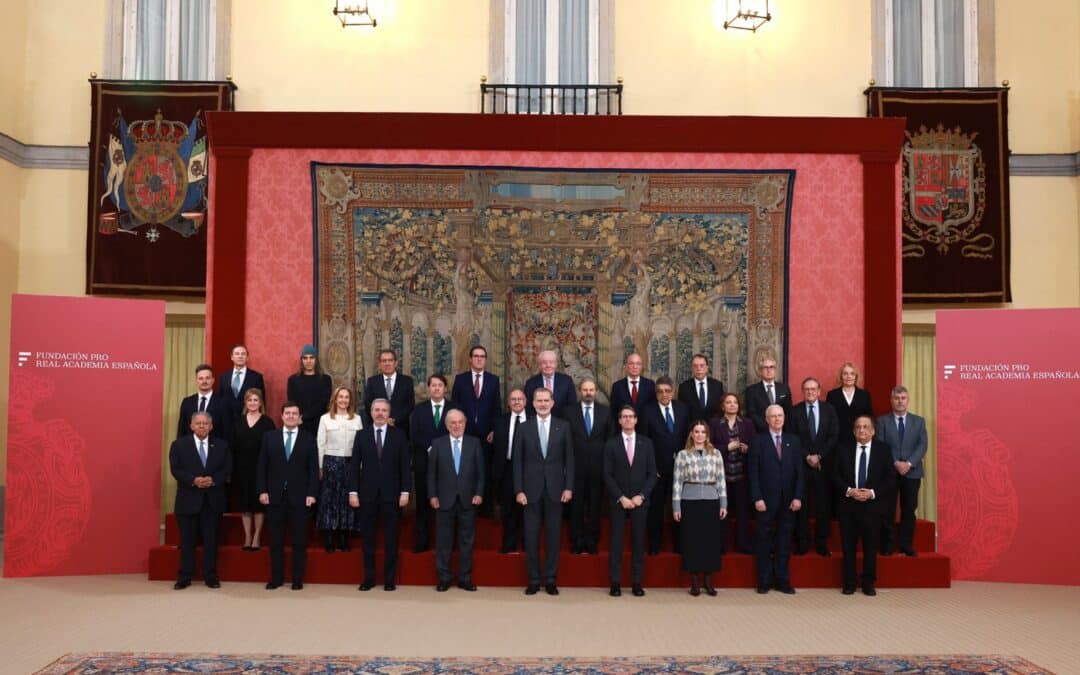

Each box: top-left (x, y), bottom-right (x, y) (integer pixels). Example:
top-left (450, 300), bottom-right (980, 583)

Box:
top-left (148, 514), bottom-right (949, 588)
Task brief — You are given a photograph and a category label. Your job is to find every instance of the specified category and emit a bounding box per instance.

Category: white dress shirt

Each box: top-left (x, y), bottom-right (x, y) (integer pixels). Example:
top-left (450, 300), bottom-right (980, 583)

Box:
top-left (317, 412), bottom-right (363, 464)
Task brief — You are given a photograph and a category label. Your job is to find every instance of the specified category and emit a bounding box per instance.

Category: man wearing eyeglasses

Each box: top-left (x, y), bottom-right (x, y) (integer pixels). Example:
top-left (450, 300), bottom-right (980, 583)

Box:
top-left (744, 357), bottom-right (792, 434)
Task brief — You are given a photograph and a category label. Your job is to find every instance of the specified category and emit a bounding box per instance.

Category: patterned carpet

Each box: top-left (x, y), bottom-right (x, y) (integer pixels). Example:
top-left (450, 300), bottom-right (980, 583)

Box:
top-left (36, 652), bottom-right (1052, 674)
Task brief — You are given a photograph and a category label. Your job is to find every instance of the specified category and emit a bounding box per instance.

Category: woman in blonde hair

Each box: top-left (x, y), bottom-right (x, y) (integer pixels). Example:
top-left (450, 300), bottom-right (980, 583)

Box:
top-left (673, 420), bottom-right (728, 596)
top-left (231, 388), bottom-right (275, 551)
top-left (316, 386), bottom-right (363, 552)
top-left (826, 362), bottom-right (873, 445)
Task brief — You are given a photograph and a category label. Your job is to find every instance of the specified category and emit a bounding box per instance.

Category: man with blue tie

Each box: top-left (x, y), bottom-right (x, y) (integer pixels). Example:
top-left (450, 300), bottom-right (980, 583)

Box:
top-left (409, 374), bottom-right (457, 552)
top-left (639, 376), bottom-right (689, 554)
top-left (169, 411), bottom-right (231, 589)
top-left (451, 346), bottom-right (501, 515)
top-left (875, 386), bottom-right (928, 557)
top-left (218, 343), bottom-right (265, 417)
top-left (427, 409), bottom-right (485, 591)
top-left (748, 404), bottom-right (803, 594)
top-left (177, 364), bottom-right (230, 440)
top-left (363, 349), bottom-right (415, 437)
top-left (677, 353), bottom-right (724, 422)
top-left (790, 377), bottom-right (840, 556)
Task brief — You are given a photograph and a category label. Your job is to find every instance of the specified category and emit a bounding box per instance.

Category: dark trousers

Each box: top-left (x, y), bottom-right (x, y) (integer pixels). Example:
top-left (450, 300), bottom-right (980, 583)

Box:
top-left (412, 453), bottom-right (432, 549)
top-left (754, 507), bottom-right (795, 587)
top-left (726, 478), bottom-right (752, 553)
top-left (359, 499), bottom-right (400, 584)
top-left (570, 450), bottom-right (604, 549)
top-left (647, 470), bottom-right (677, 553)
top-left (882, 475), bottom-right (920, 551)
top-left (609, 501), bottom-right (648, 584)
top-left (267, 500), bottom-right (311, 584)
top-left (435, 498), bottom-right (477, 583)
top-left (523, 496), bottom-right (563, 585)
top-left (478, 441), bottom-right (495, 517)
top-left (840, 506), bottom-right (881, 588)
top-left (497, 469), bottom-right (522, 550)
top-left (176, 505), bottom-right (221, 582)
top-left (796, 464), bottom-right (833, 550)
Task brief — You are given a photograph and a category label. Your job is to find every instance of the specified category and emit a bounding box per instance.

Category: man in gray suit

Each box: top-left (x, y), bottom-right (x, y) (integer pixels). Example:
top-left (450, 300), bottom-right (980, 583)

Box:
top-left (875, 385), bottom-right (928, 557)
top-left (428, 409), bottom-right (485, 591)
top-left (513, 387), bottom-right (575, 595)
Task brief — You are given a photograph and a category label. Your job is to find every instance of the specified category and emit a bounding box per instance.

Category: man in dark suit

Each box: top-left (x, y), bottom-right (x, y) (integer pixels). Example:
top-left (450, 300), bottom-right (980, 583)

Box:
top-left (427, 409), bottom-right (485, 591)
top-left (603, 405), bottom-right (657, 597)
top-left (363, 349), bottom-right (415, 437)
top-left (609, 352), bottom-right (655, 415)
top-left (523, 349), bottom-right (577, 416)
top-left (218, 343), bottom-right (265, 417)
top-left (451, 345), bottom-right (501, 516)
top-left (834, 415), bottom-right (894, 595)
top-left (563, 377), bottom-right (612, 555)
top-left (744, 356), bottom-right (793, 433)
top-left (169, 411), bottom-right (232, 589)
top-left (790, 377), bottom-right (840, 557)
top-left (638, 376), bottom-right (689, 554)
top-left (177, 364), bottom-right (230, 440)
top-left (408, 374), bottom-right (457, 552)
top-left (513, 387), bottom-right (575, 595)
top-left (349, 398), bottom-right (411, 591)
top-left (678, 353), bottom-right (724, 422)
top-left (875, 386), bottom-right (929, 557)
top-left (492, 389), bottom-right (527, 553)
top-left (748, 404), bottom-right (804, 594)
top-left (257, 402), bottom-right (319, 590)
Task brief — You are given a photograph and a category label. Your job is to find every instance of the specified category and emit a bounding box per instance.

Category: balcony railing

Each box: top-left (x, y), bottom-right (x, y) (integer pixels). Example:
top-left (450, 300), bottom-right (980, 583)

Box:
top-left (480, 80), bottom-right (623, 115)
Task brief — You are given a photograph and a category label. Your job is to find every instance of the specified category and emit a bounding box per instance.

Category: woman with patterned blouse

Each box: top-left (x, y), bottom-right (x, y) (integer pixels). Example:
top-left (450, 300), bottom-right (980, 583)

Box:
top-left (709, 393), bottom-right (756, 554)
top-left (673, 420), bottom-right (728, 596)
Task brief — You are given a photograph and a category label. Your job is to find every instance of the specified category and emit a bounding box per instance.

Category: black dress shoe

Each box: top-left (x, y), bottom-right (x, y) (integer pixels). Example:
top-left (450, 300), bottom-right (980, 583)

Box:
top-left (631, 585), bottom-right (645, 597)
top-left (777, 584), bottom-right (796, 595)
top-left (383, 583), bottom-right (396, 591)
top-left (842, 586), bottom-right (856, 595)
top-left (291, 582), bottom-right (304, 590)
top-left (525, 584), bottom-right (540, 595)
top-left (587, 543), bottom-right (599, 555)
top-left (412, 544), bottom-right (430, 553)
top-left (794, 546), bottom-right (808, 556)
top-left (458, 582), bottom-right (478, 591)
top-left (498, 545), bottom-right (514, 554)
top-left (816, 546), bottom-right (832, 557)
top-left (901, 547), bottom-right (917, 557)
top-left (436, 581), bottom-right (451, 592)
top-left (756, 585), bottom-right (769, 594)
top-left (266, 582), bottom-right (281, 590)
top-left (205, 579), bottom-right (221, 589)
top-left (359, 581), bottom-right (375, 591)
top-left (610, 584), bottom-right (622, 597)
top-left (703, 584), bottom-right (717, 597)
top-left (545, 583), bottom-right (559, 596)
top-left (881, 545), bottom-right (894, 556)
top-left (242, 545), bottom-right (254, 552)
top-left (862, 585), bottom-right (877, 596)
top-left (173, 579), bottom-right (191, 590)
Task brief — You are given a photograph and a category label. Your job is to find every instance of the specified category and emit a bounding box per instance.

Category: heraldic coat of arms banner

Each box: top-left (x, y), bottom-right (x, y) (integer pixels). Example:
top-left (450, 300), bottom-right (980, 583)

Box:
top-left (86, 79), bottom-right (236, 298)
top-left (867, 87), bottom-right (1011, 304)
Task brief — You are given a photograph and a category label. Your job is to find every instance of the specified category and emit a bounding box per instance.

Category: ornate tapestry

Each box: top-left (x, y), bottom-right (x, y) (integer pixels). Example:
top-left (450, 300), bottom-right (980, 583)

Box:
top-left (312, 165), bottom-right (794, 403)
top-left (866, 87), bottom-right (1011, 303)
top-left (86, 79), bottom-right (236, 297)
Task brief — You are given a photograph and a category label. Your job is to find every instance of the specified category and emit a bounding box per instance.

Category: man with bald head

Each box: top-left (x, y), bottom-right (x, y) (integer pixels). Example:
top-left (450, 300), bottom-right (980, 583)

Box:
top-left (610, 352), bottom-right (656, 416)
top-left (748, 404), bottom-right (804, 594)
top-left (524, 349), bottom-right (577, 416)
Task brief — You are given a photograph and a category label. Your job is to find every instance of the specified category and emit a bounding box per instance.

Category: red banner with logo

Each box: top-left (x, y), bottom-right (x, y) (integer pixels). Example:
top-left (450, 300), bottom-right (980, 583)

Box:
top-left (4, 294), bottom-right (165, 576)
top-left (937, 308), bottom-right (1080, 585)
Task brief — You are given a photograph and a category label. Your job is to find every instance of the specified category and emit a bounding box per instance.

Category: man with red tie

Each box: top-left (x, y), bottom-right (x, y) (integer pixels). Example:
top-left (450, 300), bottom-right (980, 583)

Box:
top-left (609, 352), bottom-right (656, 416)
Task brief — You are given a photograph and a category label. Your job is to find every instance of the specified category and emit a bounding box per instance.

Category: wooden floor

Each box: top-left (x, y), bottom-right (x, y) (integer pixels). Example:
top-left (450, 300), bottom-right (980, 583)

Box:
top-left (1, 575), bottom-right (1078, 674)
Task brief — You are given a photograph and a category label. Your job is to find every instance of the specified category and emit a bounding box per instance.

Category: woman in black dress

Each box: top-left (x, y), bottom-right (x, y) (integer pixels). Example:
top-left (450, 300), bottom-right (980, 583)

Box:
top-left (286, 344), bottom-right (332, 436)
top-left (231, 387), bottom-right (275, 550)
top-left (826, 361), bottom-right (874, 444)
top-left (673, 421), bottom-right (728, 596)
top-left (708, 393), bottom-right (756, 554)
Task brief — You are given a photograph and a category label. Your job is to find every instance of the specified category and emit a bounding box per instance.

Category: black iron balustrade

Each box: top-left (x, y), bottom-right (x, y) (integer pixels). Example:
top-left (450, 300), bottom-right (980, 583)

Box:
top-left (480, 79), bottom-right (623, 115)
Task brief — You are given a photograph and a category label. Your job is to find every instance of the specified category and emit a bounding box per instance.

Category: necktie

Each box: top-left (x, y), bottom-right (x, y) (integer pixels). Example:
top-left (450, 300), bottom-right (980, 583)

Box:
top-left (808, 404), bottom-right (817, 442)
top-left (508, 415), bottom-right (522, 460)
top-left (630, 380), bottom-right (639, 405)
top-left (385, 377), bottom-right (393, 398)
top-left (698, 381), bottom-right (706, 408)
top-left (453, 438), bottom-right (461, 474)
top-left (584, 406), bottom-right (592, 435)
top-left (231, 370), bottom-right (242, 396)
top-left (545, 375), bottom-right (553, 392)
top-left (539, 418), bottom-right (549, 458)
top-left (376, 427), bottom-right (384, 458)
top-left (474, 372), bottom-right (481, 397)
top-left (665, 406), bottom-right (674, 432)
top-left (198, 439), bottom-right (207, 467)
top-left (898, 416), bottom-right (906, 444)
top-left (858, 445), bottom-right (868, 489)
top-left (285, 430), bottom-right (294, 461)
top-left (433, 403), bottom-right (442, 428)
top-left (766, 383), bottom-right (775, 404)
top-left (625, 435), bottom-right (635, 465)
top-left (198, 396), bottom-right (207, 412)
top-left (774, 434), bottom-right (782, 461)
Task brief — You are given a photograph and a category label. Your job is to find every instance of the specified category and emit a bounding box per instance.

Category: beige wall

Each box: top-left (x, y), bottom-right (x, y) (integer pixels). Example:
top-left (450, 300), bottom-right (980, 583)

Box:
top-left (0, 162), bottom-right (22, 485)
top-left (0, 0), bottom-right (28, 138)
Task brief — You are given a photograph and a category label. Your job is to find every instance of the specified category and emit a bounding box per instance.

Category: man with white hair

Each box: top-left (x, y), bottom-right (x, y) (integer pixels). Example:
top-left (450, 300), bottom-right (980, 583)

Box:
top-left (524, 349), bottom-right (577, 416)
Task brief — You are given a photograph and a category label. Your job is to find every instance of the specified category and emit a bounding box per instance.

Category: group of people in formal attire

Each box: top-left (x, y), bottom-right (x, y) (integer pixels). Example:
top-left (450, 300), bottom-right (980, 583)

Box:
top-left (169, 344), bottom-right (927, 599)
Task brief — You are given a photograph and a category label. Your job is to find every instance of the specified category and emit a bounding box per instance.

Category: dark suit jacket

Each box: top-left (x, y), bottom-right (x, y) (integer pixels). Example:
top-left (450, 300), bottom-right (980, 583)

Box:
top-left (363, 372), bottom-right (416, 432)
top-left (177, 392), bottom-right (231, 440)
top-left (638, 399), bottom-right (691, 473)
top-left (748, 430), bottom-right (805, 512)
top-left (218, 368), bottom-right (265, 415)
top-left (427, 434), bottom-right (485, 510)
top-left (826, 387), bottom-right (874, 442)
top-left (408, 399), bottom-right (457, 460)
top-left (451, 371), bottom-right (501, 439)
top-left (562, 402), bottom-right (612, 463)
top-left (832, 439), bottom-right (894, 516)
top-left (348, 425), bottom-right (411, 502)
top-left (256, 427), bottom-right (319, 507)
top-left (169, 435), bottom-right (232, 514)
top-left (874, 412), bottom-right (929, 479)
top-left (492, 412), bottom-right (527, 485)
top-left (602, 434), bottom-right (658, 504)
top-left (789, 399), bottom-right (840, 464)
top-left (744, 380), bottom-right (793, 433)
top-left (609, 376), bottom-right (656, 415)
top-left (512, 415), bottom-right (575, 502)
top-left (678, 376), bottom-right (725, 422)
top-left (524, 372), bottom-right (577, 415)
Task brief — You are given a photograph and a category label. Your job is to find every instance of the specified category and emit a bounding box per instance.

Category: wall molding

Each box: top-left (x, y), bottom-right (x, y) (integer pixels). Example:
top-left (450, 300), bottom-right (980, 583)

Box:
top-left (1009, 152), bottom-right (1080, 177)
top-left (0, 132), bottom-right (88, 170)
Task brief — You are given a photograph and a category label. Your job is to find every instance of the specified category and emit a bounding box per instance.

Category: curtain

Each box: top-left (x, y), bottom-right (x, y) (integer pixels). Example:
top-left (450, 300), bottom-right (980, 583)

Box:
top-left (559, 0), bottom-right (590, 112)
top-left (892, 0), bottom-right (922, 86)
top-left (902, 326), bottom-right (938, 523)
top-left (178, 0), bottom-right (212, 81)
top-left (160, 317), bottom-right (207, 523)
top-left (134, 0), bottom-right (167, 80)
top-left (935, 0), bottom-right (965, 86)
top-left (515, 0), bottom-right (546, 112)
